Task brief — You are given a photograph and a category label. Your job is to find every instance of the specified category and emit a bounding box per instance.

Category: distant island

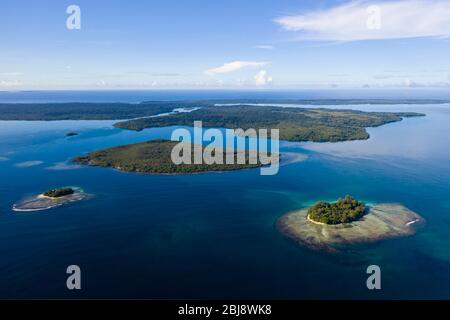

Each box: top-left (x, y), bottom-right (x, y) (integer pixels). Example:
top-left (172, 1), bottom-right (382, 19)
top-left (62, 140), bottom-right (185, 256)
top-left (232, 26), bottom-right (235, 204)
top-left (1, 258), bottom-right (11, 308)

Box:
top-left (65, 132), bottom-right (79, 137)
top-left (114, 105), bottom-right (424, 142)
top-left (13, 187), bottom-right (89, 212)
top-left (0, 101), bottom-right (187, 120)
top-left (43, 187), bottom-right (75, 198)
top-left (308, 196), bottom-right (366, 225)
top-left (73, 140), bottom-right (267, 174)
top-left (0, 101), bottom-right (425, 142)
top-left (0, 99), bottom-right (427, 121)
top-left (278, 197), bottom-right (425, 252)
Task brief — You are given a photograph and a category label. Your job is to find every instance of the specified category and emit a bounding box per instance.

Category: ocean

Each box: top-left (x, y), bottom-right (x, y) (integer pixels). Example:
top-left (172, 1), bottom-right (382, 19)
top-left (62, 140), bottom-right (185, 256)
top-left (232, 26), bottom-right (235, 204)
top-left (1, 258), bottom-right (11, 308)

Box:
top-left (0, 91), bottom-right (449, 299)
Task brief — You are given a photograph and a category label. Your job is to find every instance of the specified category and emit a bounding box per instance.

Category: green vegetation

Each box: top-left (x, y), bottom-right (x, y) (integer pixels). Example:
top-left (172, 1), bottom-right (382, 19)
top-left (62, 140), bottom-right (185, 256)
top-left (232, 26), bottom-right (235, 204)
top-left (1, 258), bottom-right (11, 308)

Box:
top-left (0, 100), bottom-right (424, 143)
top-left (308, 195), bottom-right (366, 225)
top-left (206, 99), bottom-right (449, 105)
top-left (0, 101), bottom-right (209, 120)
top-left (43, 188), bottom-right (75, 198)
top-left (73, 140), bottom-right (264, 174)
top-left (0, 100), bottom-right (430, 122)
top-left (115, 105), bottom-right (424, 142)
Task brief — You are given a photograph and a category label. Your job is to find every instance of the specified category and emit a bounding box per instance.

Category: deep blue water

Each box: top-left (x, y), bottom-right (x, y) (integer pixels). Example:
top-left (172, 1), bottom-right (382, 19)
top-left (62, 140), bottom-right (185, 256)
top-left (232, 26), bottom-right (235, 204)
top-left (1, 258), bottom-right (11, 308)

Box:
top-left (0, 96), bottom-right (449, 299)
top-left (2, 89), bottom-right (450, 103)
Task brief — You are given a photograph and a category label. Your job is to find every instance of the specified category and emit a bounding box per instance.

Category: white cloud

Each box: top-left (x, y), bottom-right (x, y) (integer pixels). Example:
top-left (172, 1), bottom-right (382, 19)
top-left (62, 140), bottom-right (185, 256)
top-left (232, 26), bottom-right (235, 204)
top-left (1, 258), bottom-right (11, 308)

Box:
top-left (205, 61), bottom-right (269, 75)
top-left (253, 45), bottom-right (274, 50)
top-left (275, 0), bottom-right (450, 42)
top-left (0, 80), bottom-right (22, 87)
top-left (401, 79), bottom-right (450, 88)
top-left (254, 70), bottom-right (273, 86)
top-left (1, 72), bottom-right (21, 76)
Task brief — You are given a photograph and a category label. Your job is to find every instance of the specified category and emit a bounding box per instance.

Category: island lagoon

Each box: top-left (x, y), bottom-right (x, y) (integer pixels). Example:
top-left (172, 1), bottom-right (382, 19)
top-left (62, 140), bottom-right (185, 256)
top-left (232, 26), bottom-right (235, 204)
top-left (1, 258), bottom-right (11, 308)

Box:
top-left (1, 96), bottom-right (450, 299)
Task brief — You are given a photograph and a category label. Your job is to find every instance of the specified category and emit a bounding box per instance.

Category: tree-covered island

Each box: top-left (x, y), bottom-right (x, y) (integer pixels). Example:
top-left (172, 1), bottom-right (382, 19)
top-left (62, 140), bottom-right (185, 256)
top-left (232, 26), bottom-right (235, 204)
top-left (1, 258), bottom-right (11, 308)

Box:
top-left (0, 101), bottom-right (425, 143)
top-left (114, 105), bottom-right (424, 142)
top-left (73, 140), bottom-right (267, 174)
top-left (0, 99), bottom-right (434, 121)
top-left (278, 199), bottom-right (424, 252)
top-left (43, 188), bottom-right (75, 198)
top-left (13, 187), bottom-right (88, 212)
top-left (307, 195), bottom-right (366, 225)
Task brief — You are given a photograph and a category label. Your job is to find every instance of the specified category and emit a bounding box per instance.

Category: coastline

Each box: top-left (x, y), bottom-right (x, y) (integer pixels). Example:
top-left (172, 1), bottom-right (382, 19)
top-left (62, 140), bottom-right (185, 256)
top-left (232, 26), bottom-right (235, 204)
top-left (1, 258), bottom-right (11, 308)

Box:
top-left (37, 194), bottom-right (63, 200)
top-left (306, 214), bottom-right (329, 226)
top-left (77, 151), bottom-right (307, 176)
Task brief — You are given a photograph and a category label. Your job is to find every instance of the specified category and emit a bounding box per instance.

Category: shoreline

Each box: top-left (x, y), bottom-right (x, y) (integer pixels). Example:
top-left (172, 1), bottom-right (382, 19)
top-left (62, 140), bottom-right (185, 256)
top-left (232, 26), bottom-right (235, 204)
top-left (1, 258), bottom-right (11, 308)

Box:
top-left (12, 203), bottom-right (63, 212)
top-left (74, 139), bottom-right (308, 176)
top-left (82, 152), bottom-right (306, 176)
top-left (37, 194), bottom-right (65, 200)
top-left (306, 214), bottom-right (330, 226)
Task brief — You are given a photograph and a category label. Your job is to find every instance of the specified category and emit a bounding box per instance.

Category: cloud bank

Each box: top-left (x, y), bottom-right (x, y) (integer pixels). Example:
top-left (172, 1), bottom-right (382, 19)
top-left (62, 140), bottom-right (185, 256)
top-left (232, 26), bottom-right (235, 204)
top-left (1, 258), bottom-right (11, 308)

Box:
top-left (275, 0), bottom-right (450, 41)
top-left (206, 61), bottom-right (269, 75)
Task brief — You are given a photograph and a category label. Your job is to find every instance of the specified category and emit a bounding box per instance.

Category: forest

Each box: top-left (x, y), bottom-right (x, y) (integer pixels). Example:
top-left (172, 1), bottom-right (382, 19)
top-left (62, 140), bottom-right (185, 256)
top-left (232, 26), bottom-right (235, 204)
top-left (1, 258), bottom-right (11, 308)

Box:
top-left (73, 140), bottom-right (263, 174)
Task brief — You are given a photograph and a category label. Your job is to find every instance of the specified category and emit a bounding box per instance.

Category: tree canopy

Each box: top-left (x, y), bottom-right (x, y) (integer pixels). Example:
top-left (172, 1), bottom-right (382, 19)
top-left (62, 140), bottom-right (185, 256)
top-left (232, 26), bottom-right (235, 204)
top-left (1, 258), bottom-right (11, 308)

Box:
top-left (43, 188), bottom-right (75, 198)
top-left (308, 195), bottom-right (366, 225)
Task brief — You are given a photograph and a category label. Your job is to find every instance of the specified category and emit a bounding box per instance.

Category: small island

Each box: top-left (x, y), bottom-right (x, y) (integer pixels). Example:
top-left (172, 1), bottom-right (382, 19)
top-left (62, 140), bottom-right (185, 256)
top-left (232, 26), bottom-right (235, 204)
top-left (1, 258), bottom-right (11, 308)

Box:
top-left (277, 196), bottom-right (425, 253)
top-left (65, 132), bottom-right (79, 137)
top-left (13, 187), bottom-right (89, 212)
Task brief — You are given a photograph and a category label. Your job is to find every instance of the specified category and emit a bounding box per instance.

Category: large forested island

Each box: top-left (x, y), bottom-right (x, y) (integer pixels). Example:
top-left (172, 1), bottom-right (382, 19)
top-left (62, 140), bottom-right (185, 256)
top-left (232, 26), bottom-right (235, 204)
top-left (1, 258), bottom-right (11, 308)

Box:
top-left (0, 101), bottom-right (199, 120)
top-left (0, 100), bottom-right (425, 143)
top-left (0, 100), bottom-right (425, 142)
top-left (73, 140), bottom-right (266, 174)
top-left (114, 105), bottom-right (423, 142)
top-left (0, 99), bottom-right (442, 121)
top-left (278, 198), bottom-right (425, 253)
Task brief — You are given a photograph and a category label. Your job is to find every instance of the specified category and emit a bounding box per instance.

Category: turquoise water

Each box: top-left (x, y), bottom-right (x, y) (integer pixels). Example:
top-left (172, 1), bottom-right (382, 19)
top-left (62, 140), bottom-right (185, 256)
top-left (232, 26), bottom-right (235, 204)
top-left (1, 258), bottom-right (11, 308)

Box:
top-left (0, 102), bottom-right (449, 299)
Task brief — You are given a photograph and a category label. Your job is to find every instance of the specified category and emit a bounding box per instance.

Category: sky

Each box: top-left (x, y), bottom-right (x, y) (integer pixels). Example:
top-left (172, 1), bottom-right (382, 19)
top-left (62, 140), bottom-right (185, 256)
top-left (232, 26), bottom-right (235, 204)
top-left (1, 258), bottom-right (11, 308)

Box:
top-left (1, 0), bottom-right (450, 90)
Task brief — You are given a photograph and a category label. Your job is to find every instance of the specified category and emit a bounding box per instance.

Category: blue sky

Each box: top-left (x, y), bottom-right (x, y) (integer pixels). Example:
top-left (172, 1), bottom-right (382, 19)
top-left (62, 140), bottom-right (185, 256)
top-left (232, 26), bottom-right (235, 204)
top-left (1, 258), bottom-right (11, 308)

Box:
top-left (1, 0), bottom-right (450, 90)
